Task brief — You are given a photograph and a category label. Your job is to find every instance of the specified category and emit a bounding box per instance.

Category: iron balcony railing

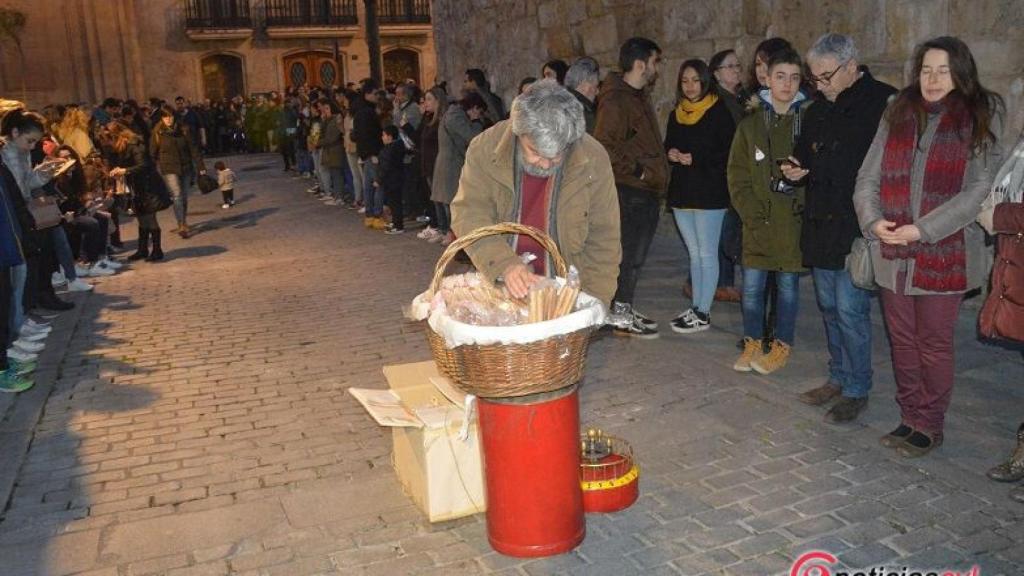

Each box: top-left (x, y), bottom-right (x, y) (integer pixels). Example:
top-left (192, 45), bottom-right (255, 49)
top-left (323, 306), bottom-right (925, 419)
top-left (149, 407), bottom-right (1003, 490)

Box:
top-left (185, 0), bottom-right (253, 28)
top-left (264, 0), bottom-right (358, 26)
top-left (378, 0), bottom-right (431, 24)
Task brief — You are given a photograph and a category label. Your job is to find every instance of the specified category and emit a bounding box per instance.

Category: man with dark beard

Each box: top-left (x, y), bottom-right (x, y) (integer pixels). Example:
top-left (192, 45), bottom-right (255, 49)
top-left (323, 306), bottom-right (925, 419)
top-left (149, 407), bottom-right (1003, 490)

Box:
top-left (450, 79), bottom-right (621, 306)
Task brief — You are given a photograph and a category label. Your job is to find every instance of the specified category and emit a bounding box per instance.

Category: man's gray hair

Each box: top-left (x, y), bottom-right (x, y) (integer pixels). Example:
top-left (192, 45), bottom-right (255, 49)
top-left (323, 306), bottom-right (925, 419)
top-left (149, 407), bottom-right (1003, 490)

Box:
top-left (807, 33), bottom-right (859, 64)
top-left (564, 57), bottom-right (600, 91)
top-left (510, 79), bottom-right (585, 157)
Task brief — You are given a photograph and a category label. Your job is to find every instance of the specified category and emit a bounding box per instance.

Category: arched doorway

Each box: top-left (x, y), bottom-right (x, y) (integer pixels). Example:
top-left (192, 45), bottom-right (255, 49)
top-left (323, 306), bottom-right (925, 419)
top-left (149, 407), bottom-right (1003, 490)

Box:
top-left (282, 51), bottom-right (344, 90)
top-left (201, 54), bottom-right (245, 101)
top-left (383, 48), bottom-right (420, 85)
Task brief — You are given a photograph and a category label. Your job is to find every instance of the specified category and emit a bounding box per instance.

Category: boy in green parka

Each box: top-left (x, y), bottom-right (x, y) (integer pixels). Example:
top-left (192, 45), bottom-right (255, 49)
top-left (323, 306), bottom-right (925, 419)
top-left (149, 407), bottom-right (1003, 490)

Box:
top-left (727, 48), bottom-right (811, 375)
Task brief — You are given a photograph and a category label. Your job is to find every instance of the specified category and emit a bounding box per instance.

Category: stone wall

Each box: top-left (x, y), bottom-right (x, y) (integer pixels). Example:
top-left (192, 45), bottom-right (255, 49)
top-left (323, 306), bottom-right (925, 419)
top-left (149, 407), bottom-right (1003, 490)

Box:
top-left (431, 0), bottom-right (1024, 141)
top-left (0, 0), bottom-right (437, 108)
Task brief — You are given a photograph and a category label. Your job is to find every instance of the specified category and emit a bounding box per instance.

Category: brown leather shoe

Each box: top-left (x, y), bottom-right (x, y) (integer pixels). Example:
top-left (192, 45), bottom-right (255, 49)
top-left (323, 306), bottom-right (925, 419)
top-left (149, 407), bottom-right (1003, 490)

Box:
top-left (824, 396), bottom-right (869, 423)
top-left (987, 424), bottom-right (1024, 482)
top-left (1010, 484), bottom-right (1024, 503)
top-left (879, 424), bottom-right (914, 449)
top-left (714, 287), bottom-right (742, 303)
top-left (798, 382), bottom-right (841, 406)
top-left (897, 431), bottom-right (943, 459)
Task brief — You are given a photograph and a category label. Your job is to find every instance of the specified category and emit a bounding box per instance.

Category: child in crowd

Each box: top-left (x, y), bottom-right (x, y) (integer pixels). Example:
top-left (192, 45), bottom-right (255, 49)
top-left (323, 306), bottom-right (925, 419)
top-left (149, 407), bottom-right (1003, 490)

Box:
top-left (215, 160), bottom-right (236, 209)
top-left (375, 124), bottom-right (407, 234)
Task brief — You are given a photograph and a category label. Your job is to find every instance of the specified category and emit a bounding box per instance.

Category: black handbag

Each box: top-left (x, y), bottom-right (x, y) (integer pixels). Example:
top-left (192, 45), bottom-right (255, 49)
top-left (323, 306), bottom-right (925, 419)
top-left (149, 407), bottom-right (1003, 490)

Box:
top-left (197, 173), bottom-right (218, 195)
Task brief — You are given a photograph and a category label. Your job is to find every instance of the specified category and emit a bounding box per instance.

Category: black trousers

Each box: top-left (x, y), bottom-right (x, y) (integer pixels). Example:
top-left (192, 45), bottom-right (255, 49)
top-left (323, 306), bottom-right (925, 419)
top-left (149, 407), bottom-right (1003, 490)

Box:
top-left (613, 185), bottom-right (661, 305)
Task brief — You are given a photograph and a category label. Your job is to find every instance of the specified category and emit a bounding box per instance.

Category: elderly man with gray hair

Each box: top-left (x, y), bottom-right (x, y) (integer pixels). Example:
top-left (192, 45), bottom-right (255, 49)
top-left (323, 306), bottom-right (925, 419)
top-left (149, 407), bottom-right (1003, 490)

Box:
top-left (565, 57), bottom-right (601, 134)
top-left (779, 33), bottom-right (896, 423)
top-left (451, 78), bottom-right (621, 305)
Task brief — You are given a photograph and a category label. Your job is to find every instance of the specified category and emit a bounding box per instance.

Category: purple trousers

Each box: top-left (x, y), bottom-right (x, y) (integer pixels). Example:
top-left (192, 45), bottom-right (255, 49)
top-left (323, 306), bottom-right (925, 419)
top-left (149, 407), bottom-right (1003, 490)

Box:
top-left (879, 272), bottom-right (963, 437)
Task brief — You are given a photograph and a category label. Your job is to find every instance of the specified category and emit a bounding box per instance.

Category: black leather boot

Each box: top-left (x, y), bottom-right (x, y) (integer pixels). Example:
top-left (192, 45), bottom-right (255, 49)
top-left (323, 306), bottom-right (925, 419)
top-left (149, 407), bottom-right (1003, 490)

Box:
top-left (987, 423), bottom-right (1024, 482)
top-left (146, 229), bottom-right (164, 262)
top-left (128, 229), bottom-right (149, 261)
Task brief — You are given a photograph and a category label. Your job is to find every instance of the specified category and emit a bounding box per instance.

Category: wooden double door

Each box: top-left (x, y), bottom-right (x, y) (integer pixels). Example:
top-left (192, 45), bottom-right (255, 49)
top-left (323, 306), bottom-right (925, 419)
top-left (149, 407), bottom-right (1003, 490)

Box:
top-left (283, 51), bottom-right (343, 90)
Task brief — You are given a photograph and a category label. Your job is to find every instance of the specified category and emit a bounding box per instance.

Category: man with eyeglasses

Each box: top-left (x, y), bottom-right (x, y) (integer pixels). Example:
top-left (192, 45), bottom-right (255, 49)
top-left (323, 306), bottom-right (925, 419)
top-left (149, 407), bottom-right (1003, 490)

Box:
top-left (594, 36), bottom-right (670, 338)
top-left (780, 33), bottom-right (896, 423)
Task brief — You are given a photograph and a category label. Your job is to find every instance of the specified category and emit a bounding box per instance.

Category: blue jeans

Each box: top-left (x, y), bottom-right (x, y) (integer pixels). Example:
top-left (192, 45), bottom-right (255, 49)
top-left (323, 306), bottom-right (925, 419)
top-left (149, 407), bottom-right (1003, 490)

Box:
top-left (51, 226), bottom-right (78, 281)
top-left (719, 209), bottom-right (740, 287)
top-left (9, 263), bottom-right (26, 340)
top-left (673, 208), bottom-right (726, 314)
top-left (349, 153), bottom-right (364, 204)
top-left (163, 172), bottom-right (190, 227)
top-left (742, 267), bottom-right (800, 345)
top-left (362, 160), bottom-right (383, 216)
top-left (812, 268), bottom-right (873, 398)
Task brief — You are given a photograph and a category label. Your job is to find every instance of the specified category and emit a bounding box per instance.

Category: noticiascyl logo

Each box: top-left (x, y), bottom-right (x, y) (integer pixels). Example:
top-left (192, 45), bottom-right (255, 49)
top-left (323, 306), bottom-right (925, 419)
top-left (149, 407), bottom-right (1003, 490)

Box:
top-left (790, 551), bottom-right (982, 576)
top-left (791, 551), bottom-right (838, 576)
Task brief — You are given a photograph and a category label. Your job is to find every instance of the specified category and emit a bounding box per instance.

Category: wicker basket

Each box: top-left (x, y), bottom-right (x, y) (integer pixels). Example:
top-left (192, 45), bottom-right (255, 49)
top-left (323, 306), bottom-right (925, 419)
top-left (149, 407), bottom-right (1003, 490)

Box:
top-left (425, 222), bottom-right (597, 398)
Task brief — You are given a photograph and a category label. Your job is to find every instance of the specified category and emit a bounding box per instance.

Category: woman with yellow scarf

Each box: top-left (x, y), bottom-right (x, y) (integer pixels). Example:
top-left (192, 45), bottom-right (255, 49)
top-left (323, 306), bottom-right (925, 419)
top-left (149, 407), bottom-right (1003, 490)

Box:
top-left (664, 59), bottom-right (737, 333)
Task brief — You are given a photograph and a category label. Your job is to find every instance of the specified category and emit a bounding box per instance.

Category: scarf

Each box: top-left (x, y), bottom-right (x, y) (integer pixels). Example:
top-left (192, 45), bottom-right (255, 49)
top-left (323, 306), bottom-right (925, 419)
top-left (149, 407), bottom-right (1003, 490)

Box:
top-left (675, 93), bottom-right (718, 125)
top-left (510, 141), bottom-right (570, 277)
top-left (986, 135), bottom-right (1024, 206)
top-left (879, 98), bottom-right (970, 291)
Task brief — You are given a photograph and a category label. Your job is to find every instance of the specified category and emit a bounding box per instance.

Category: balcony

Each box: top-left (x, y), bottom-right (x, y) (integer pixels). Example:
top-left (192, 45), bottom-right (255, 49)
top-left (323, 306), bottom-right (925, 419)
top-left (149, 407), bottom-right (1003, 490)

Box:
top-left (185, 0), bottom-right (253, 40)
top-left (264, 0), bottom-right (359, 38)
top-left (379, 0), bottom-right (431, 25)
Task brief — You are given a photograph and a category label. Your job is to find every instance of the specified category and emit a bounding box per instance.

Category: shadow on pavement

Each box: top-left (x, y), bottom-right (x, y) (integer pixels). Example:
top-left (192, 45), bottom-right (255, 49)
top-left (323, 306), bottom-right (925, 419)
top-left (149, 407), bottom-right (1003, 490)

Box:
top-left (188, 207), bottom-right (279, 236)
top-left (161, 244), bottom-right (227, 261)
top-left (0, 291), bottom-right (158, 575)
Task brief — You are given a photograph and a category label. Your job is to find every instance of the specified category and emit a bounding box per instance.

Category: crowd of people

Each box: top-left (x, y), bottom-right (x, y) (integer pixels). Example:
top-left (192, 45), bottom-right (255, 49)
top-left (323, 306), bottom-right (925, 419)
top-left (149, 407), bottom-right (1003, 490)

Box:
top-left (0, 95), bottom-right (238, 395)
top-left (415, 34), bottom-right (1020, 501)
top-left (1, 30), bottom-right (1022, 503)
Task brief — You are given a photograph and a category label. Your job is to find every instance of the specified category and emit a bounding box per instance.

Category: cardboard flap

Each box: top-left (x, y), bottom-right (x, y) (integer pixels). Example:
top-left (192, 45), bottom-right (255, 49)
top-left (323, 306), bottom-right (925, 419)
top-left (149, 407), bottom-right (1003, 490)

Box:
top-left (348, 388), bottom-right (422, 428)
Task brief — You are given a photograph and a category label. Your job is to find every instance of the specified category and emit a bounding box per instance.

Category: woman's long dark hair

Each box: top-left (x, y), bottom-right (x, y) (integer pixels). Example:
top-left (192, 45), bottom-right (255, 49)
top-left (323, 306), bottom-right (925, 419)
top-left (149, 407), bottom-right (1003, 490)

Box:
top-left (886, 36), bottom-right (1003, 151)
top-left (675, 59), bottom-right (713, 103)
top-left (746, 37), bottom-right (792, 92)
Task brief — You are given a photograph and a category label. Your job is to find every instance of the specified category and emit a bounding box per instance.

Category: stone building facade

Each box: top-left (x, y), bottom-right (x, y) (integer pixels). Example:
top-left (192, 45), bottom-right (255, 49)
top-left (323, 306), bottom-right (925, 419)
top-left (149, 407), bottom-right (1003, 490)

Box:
top-left (0, 0), bottom-right (437, 108)
top-left (432, 0), bottom-right (1024, 141)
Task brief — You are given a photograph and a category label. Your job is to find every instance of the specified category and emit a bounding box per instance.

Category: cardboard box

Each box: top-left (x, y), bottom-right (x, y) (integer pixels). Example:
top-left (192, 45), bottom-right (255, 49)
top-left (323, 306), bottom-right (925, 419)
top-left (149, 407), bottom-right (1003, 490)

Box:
top-left (350, 361), bottom-right (486, 522)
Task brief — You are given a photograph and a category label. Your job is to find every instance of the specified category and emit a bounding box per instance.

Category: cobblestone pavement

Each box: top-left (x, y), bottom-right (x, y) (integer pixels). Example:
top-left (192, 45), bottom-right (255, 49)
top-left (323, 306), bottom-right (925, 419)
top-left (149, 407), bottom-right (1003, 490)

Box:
top-left (0, 153), bottom-right (1022, 576)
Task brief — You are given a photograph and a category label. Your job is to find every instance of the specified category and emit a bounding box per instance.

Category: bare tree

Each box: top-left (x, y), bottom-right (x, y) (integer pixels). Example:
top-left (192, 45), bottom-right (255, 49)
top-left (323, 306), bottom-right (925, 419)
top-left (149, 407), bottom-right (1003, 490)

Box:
top-left (363, 0), bottom-right (382, 84)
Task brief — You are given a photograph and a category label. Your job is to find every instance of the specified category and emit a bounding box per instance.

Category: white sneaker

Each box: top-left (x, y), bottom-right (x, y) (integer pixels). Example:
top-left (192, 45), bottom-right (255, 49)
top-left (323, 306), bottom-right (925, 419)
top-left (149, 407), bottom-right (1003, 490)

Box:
top-left (75, 264), bottom-right (91, 278)
top-left (222, 203), bottom-right (230, 209)
top-left (6, 347), bottom-right (37, 362)
top-left (67, 278), bottom-right (93, 292)
top-left (13, 339), bottom-right (44, 353)
top-left (25, 318), bottom-right (51, 330)
top-left (17, 329), bottom-right (47, 342)
top-left (99, 257), bottom-right (123, 270)
top-left (416, 215), bottom-right (430, 223)
top-left (20, 322), bottom-right (51, 336)
top-left (428, 232), bottom-right (445, 244)
top-left (416, 227), bottom-right (436, 239)
top-left (89, 263), bottom-right (115, 277)
top-left (306, 186), bottom-right (319, 194)
top-left (51, 271), bottom-right (67, 287)
top-left (357, 206), bottom-right (366, 214)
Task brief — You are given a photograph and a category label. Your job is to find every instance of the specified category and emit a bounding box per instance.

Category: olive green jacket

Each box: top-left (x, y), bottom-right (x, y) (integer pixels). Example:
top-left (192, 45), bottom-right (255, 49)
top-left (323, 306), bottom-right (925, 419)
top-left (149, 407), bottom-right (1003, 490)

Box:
top-left (727, 94), bottom-right (809, 272)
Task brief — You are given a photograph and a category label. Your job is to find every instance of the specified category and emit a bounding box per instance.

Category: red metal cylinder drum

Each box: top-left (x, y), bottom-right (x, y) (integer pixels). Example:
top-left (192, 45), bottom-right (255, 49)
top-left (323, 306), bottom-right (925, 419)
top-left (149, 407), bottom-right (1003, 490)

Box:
top-left (477, 386), bottom-right (584, 557)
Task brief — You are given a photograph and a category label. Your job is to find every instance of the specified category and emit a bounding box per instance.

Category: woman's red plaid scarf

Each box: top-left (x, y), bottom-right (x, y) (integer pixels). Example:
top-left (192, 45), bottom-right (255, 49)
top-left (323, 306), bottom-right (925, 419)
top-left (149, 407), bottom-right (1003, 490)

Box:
top-left (879, 98), bottom-right (971, 292)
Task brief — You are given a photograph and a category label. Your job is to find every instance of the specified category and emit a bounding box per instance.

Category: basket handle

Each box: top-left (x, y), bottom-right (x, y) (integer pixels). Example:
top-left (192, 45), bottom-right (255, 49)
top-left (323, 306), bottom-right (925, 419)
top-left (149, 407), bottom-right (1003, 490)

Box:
top-left (429, 222), bottom-right (568, 294)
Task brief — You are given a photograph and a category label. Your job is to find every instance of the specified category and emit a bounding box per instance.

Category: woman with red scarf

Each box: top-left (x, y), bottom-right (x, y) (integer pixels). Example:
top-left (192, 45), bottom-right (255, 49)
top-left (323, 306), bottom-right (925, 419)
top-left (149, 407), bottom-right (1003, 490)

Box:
top-left (854, 36), bottom-right (1004, 458)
